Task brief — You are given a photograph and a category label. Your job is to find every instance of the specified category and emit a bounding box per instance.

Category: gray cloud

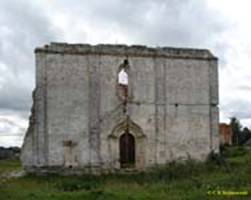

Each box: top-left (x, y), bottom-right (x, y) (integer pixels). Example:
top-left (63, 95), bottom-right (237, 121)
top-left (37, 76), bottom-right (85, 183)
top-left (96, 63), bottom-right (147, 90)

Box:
top-left (0, 0), bottom-right (230, 114)
top-left (0, 0), bottom-right (59, 147)
top-left (0, 110), bottom-right (27, 147)
top-left (221, 99), bottom-right (251, 120)
top-left (46, 0), bottom-right (230, 63)
top-left (0, 0), bottom-right (245, 146)
top-left (237, 85), bottom-right (251, 91)
top-left (0, 0), bottom-right (58, 113)
top-left (64, 0), bottom-right (228, 45)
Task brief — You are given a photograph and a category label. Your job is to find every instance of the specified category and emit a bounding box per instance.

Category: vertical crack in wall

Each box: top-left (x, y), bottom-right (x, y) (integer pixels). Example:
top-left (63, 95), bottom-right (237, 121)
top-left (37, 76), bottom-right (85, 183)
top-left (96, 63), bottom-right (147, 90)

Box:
top-left (117, 59), bottom-right (135, 168)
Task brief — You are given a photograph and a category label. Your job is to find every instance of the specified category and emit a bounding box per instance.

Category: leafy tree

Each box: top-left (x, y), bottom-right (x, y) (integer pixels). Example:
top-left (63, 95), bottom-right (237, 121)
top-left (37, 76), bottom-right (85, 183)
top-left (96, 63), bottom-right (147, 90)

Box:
top-left (230, 117), bottom-right (242, 145)
top-left (240, 127), bottom-right (251, 145)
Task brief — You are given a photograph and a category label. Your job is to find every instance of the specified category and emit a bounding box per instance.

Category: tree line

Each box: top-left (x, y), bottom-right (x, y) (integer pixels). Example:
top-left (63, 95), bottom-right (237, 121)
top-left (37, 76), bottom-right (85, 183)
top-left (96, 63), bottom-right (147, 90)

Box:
top-left (230, 117), bottom-right (251, 145)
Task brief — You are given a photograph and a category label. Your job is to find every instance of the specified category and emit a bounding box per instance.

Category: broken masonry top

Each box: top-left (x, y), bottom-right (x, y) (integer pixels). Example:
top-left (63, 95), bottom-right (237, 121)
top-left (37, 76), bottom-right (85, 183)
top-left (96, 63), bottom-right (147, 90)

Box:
top-left (35, 42), bottom-right (217, 60)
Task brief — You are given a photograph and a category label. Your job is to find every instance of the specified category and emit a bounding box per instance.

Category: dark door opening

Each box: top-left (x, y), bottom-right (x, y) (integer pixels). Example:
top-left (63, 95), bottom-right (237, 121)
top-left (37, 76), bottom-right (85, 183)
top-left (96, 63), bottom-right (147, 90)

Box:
top-left (119, 133), bottom-right (135, 168)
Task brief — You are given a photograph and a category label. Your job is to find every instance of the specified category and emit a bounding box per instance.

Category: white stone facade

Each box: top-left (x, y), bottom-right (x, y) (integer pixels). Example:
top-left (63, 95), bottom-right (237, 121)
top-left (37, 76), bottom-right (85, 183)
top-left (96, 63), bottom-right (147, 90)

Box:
top-left (21, 43), bottom-right (219, 174)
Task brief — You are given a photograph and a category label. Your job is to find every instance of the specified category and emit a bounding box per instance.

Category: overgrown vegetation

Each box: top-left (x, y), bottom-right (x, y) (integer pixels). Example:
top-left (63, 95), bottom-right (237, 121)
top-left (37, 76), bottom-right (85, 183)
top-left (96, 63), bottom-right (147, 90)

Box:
top-left (1, 147), bottom-right (251, 199)
top-left (230, 117), bottom-right (251, 145)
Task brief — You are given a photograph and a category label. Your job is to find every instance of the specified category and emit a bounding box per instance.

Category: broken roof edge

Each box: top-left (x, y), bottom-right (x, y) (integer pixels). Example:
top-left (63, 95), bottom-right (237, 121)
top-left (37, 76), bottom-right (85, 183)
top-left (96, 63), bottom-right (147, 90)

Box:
top-left (35, 42), bottom-right (217, 60)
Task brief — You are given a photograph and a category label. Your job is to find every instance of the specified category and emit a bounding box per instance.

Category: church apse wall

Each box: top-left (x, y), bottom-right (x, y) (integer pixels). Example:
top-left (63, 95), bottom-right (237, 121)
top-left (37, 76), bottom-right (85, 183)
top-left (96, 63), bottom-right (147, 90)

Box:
top-left (21, 43), bottom-right (219, 174)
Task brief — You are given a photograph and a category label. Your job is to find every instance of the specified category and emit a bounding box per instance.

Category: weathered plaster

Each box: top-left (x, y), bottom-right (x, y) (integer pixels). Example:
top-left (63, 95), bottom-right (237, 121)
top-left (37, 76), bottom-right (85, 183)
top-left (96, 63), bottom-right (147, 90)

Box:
top-left (21, 43), bottom-right (219, 174)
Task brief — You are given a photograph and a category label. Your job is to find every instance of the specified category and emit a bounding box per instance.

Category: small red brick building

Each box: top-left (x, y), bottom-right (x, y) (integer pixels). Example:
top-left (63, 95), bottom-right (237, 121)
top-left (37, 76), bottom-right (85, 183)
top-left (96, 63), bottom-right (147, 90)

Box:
top-left (219, 123), bottom-right (233, 145)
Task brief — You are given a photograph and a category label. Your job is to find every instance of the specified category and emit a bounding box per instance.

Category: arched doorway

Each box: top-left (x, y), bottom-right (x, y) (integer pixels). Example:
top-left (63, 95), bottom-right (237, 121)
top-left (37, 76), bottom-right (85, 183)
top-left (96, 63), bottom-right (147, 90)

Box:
top-left (119, 133), bottom-right (135, 168)
top-left (108, 119), bottom-right (146, 169)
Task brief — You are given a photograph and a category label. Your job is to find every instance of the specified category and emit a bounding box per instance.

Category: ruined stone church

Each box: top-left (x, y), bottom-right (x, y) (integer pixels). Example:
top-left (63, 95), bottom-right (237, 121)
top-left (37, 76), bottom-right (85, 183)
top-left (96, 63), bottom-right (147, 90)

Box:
top-left (21, 43), bottom-right (219, 174)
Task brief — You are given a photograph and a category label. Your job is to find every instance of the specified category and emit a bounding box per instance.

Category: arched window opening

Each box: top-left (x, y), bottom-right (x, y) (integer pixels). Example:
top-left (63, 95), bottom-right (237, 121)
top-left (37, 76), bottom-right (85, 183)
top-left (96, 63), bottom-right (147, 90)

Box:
top-left (117, 59), bottom-right (129, 102)
top-left (118, 68), bottom-right (128, 85)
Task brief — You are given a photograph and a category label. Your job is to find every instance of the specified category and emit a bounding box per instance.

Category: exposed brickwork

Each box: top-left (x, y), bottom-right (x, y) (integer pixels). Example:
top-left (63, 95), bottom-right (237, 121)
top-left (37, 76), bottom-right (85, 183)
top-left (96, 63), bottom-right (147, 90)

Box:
top-left (219, 123), bottom-right (233, 145)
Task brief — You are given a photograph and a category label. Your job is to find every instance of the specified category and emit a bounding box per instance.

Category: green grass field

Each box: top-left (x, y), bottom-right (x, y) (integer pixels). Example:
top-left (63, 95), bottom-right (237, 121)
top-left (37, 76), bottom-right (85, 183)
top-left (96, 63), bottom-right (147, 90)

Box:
top-left (1, 147), bottom-right (251, 200)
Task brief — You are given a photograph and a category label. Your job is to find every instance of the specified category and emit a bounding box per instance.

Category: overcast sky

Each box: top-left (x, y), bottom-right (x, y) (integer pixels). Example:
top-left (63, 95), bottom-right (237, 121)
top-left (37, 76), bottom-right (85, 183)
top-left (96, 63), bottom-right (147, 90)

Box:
top-left (1, 0), bottom-right (251, 147)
